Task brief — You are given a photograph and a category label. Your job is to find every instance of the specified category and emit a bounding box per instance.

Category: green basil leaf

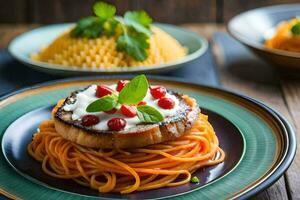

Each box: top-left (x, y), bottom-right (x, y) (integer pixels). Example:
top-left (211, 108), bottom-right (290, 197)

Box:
top-left (93, 1), bottom-right (116, 20)
top-left (137, 105), bottom-right (164, 123)
top-left (291, 22), bottom-right (300, 35)
top-left (86, 94), bottom-right (118, 112)
top-left (118, 75), bottom-right (149, 104)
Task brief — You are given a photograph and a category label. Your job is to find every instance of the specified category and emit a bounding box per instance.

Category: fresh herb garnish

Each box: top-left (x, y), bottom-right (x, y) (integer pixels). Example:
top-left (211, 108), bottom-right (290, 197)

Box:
top-left (70, 16), bottom-right (103, 38)
top-left (86, 75), bottom-right (164, 123)
top-left (124, 11), bottom-right (152, 37)
top-left (291, 16), bottom-right (300, 36)
top-left (117, 31), bottom-right (150, 61)
top-left (118, 74), bottom-right (149, 104)
top-left (291, 23), bottom-right (300, 35)
top-left (71, 1), bottom-right (153, 61)
top-left (93, 1), bottom-right (116, 20)
top-left (137, 105), bottom-right (164, 123)
top-left (190, 176), bottom-right (200, 184)
top-left (86, 94), bottom-right (118, 112)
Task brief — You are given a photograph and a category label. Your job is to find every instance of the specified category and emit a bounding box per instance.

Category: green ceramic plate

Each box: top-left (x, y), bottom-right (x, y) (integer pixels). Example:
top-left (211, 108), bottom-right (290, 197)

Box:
top-left (0, 76), bottom-right (296, 199)
top-left (8, 23), bottom-right (208, 75)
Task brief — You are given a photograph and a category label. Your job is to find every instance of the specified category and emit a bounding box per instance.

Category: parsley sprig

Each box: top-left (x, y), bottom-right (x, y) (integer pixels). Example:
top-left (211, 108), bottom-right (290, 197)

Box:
top-left (291, 16), bottom-right (300, 36)
top-left (86, 75), bottom-right (164, 123)
top-left (71, 1), bottom-right (153, 61)
top-left (190, 176), bottom-right (200, 184)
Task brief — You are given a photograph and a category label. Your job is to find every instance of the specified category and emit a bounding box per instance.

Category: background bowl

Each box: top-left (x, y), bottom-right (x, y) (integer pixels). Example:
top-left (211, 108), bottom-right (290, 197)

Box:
top-left (8, 23), bottom-right (208, 76)
top-left (228, 4), bottom-right (300, 70)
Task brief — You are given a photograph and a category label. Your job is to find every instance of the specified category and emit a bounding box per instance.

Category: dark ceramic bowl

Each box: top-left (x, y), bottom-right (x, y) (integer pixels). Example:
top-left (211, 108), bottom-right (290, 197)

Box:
top-left (228, 4), bottom-right (300, 70)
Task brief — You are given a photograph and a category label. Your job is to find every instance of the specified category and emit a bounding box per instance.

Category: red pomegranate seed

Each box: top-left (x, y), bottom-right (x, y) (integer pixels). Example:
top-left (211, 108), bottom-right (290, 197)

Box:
top-left (116, 80), bottom-right (129, 92)
top-left (81, 115), bottom-right (100, 126)
top-left (96, 85), bottom-right (114, 98)
top-left (120, 105), bottom-right (137, 117)
top-left (150, 86), bottom-right (166, 99)
top-left (107, 118), bottom-right (126, 131)
top-left (104, 108), bottom-right (118, 114)
top-left (138, 101), bottom-right (147, 106)
top-left (158, 97), bottom-right (175, 109)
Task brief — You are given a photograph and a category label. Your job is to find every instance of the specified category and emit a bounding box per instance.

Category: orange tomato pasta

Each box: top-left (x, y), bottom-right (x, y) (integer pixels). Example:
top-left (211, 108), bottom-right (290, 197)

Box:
top-left (27, 114), bottom-right (224, 194)
top-left (265, 18), bottom-right (300, 53)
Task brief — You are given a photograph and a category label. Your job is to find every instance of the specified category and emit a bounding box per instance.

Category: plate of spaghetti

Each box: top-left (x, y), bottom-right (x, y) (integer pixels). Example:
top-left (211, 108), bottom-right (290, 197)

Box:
top-left (228, 4), bottom-right (300, 70)
top-left (0, 75), bottom-right (295, 199)
top-left (8, 2), bottom-right (207, 75)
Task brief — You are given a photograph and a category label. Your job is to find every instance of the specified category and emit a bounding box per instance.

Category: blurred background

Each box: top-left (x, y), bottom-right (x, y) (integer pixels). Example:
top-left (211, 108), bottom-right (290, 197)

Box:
top-left (0, 1), bottom-right (300, 200)
top-left (1, 0), bottom-right (299, 24)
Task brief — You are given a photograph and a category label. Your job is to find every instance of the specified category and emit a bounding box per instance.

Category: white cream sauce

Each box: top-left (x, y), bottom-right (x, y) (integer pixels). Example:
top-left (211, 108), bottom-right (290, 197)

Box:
top-left (63, 84), bottom-right (180, 130)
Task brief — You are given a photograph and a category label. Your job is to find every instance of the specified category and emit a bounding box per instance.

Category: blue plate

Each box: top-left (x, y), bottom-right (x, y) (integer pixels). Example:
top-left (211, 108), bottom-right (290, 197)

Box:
top-left (8, 23), bottom-right (208, 75)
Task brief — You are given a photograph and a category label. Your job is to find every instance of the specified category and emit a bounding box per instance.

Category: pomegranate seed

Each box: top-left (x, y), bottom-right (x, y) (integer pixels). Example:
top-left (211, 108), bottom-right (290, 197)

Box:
top-left (158, 97), bottom-right (175, 109)
top-left (116, 80), bottom-right (129, 92)
top-left (138, 101), bottom-right (147, 106)
top-left (150, 86), bottom-right (166, 99)
top-left (107, 118), bottom-right (126, 131)
top-left (96, 85), bottom-right (114, 98)
top-left (81, 115), bottom-right (100, 126)
top-left (121, 105), bottom-right (137, 117)
top-left (104, 108), bottom-right (118, 114)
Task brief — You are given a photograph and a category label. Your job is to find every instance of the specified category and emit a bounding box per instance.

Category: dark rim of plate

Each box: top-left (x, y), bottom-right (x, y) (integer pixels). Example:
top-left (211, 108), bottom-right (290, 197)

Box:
top-left (0, 75), bottom-right (296, 199)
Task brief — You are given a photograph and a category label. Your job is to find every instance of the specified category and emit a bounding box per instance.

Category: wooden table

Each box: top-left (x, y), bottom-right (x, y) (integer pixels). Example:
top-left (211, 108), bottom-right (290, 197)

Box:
top-left (0, 24), bottom-right (299, 200)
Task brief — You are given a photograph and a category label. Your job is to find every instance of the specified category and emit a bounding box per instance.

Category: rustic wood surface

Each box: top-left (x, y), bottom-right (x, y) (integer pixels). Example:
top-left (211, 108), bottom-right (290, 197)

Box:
top-left (223, 0), bottom-right (300, 22)
top-left (0, 23), bottom-right (299, 199)
top-left (1, 0), bottom-right (300, 24)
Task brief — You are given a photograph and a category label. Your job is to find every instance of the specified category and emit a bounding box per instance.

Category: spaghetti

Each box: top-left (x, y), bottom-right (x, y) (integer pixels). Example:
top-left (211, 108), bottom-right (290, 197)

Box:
top-left (27, 114), bottom-right (224, 194)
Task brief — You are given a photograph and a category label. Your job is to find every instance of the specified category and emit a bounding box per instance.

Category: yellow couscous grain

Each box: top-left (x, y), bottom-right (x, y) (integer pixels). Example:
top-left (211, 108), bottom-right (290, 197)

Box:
top-left (31, 27), bottom-right (187, 68)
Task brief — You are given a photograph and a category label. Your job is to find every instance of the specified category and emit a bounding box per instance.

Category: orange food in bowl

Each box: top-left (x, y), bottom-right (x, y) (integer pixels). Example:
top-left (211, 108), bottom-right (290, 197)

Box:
top-left (265, 18), bottom-right (300, 53)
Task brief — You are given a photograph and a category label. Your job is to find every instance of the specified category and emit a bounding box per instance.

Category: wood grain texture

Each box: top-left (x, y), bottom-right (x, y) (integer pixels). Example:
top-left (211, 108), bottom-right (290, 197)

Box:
top-left (0, 24), bottom-right (38, 49)
top-left (281, 80), bottom-right (300, 200)
top-left (2, 0), bottom-right (300, 24)
top-left (250, 177), bottom-right (289, 200)
top-left (182, 24), bottom-right (225, 41)
top-left (284, 127), bottom-right (300, 200)
top-left (27, 0), bottom-right (216, 24)
top-left (223, 0), bottom-right (300, 22)
top-left (281, 80), bottom-right (300, 125)
top-left (132, 0), bottom-right (217, 24)
top-left (0, 0), bottom-right (27, 23)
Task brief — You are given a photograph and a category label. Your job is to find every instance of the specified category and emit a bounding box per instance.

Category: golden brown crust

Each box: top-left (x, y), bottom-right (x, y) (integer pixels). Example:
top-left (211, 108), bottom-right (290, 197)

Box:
top-left (53, 95), bottom-right (200, 149)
